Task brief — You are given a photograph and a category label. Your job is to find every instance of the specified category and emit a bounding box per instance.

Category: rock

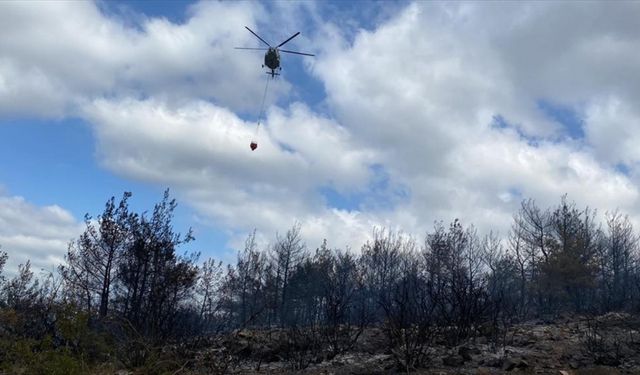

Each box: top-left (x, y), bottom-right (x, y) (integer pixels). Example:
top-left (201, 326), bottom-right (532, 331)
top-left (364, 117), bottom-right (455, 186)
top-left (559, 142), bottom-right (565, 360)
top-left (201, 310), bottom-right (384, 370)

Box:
top-left (257, 346), bottom-right (281, 363)
top-left (311, 355), bottom-right (323, 364)
top-left (481, 356), bottom-right (503, 368)
top-left (534, 341), bottom-right (555, 351)
top-left (601, 312), bottom-right (631, 322)
top-left (237, 329), bottom-right (251, 338)
top-left (382, 358), bottom-right (396, 370)
top-left (478, 323), bottom-right (498, 337)
top-left (233, 341), bottom-right (251, 357)
top-left (520, 338), bottom-right (537, 347)
top-left (443, 354), bottom-right (465, 367)
top-left (502, 358), bottom-right (528, 371)
top-left (595, 354), bottom-right (621, 366)
top-left (502, 358), bottom-right (517, 371)
top-left (458, 346), bottom-right (478, 361)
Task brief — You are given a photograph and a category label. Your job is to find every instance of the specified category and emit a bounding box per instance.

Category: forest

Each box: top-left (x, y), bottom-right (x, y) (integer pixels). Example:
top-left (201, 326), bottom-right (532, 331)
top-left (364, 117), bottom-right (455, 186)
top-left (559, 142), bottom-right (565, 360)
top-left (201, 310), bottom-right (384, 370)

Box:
top-left (1, 190), bottom-right (640, 374)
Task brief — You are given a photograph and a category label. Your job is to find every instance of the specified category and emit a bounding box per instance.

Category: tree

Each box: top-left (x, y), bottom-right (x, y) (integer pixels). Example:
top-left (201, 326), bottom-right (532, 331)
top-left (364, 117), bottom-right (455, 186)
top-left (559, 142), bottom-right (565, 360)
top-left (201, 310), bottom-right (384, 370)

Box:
top-left (385, 244), bottom-right (435, 371)
top-left (3, 261), bottom-right (39, 311)
top-left (320, 247), bottom-right (366, 356)
top-left (359, 228), bottom-right (404, 323)
top-left (196, 257), bottom-right (225, 332)
top-left (0, 260), bottom-right (50, 341)
top-left (540, 197), bottom-right (598, 313)
top-left (507, 223), bottom-right (530, 318)
top-left (511, 199), bottom-right (553, 314)
top-left (59, 192), bottom-right (135, 319)
top-left (115, 189), bottom-right (198, 340)
top-left (0, 248), bottom-right (7, 304)
top-left (423, 220), bottom-right (487, 343)
top-left (481, 232), bottom-right (521, 347)
top-left (223, 230), bottom-right (269, 328)
top-left (598, 211), bottom-right (638, 311)
top-left (509, 197), bottom-right (600, 315)
top-left (269, 223), bottom-right (306, 327)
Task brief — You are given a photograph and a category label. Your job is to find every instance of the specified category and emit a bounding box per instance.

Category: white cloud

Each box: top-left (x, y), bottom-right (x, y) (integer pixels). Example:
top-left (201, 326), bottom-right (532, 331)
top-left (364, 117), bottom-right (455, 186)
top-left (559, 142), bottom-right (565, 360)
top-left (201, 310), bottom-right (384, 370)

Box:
top-left (482, 2), bottom-right (640, 104)
top-left (0, 1), bottom-right (288, 116)
top-left (83, 97), bottom-right (377, 251)
top-left (0, 195), bottom-right (83, 276)
top-left (584, 96), bottom-right (640, 166)
top-left (308, 2), bottom-right (640, 236)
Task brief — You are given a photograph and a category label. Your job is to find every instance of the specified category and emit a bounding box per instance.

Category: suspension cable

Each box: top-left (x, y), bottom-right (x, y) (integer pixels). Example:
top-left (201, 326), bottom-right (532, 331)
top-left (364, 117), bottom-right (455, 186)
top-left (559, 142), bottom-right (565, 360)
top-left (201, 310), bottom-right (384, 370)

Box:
top-left (253, 75), bottom-right (271, 142)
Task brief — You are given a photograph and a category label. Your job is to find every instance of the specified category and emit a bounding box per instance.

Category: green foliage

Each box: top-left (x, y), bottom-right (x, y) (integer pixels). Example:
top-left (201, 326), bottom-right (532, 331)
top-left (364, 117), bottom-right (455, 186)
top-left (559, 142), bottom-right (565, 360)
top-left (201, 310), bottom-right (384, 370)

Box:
top-left (28, 349), bottom-right (85, 375)
top-left (0, 337), bottom-right (85, 375)
top-left (56, 304), bottom-right (113, 362)
top-left (0, 302), bottom-right (113, 374)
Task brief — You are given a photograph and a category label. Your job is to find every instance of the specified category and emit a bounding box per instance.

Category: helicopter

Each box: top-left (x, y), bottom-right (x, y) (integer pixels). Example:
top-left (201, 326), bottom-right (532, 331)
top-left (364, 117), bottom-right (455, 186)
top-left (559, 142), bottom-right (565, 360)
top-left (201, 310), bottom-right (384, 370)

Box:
top-left (235, 26), bottom-right (315, 78)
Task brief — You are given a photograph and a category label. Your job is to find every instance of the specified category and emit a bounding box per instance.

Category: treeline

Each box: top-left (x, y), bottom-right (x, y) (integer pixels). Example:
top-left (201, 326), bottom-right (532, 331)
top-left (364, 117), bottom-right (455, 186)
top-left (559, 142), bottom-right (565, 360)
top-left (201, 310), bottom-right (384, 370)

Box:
top-left (1, 191), bottom-right (640, 372)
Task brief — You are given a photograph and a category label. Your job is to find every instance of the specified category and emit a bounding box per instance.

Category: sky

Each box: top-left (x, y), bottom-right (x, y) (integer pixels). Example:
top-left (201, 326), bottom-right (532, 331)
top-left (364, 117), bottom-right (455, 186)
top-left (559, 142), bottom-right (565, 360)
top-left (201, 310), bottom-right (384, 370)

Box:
top-left (1, 1), bottom-right (640, 275)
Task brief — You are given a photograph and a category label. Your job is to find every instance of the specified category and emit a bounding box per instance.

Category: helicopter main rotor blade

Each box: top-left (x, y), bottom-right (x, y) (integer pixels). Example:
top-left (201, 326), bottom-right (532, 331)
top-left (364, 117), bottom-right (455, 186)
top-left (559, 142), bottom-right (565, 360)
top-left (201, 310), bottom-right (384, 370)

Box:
top-left (279, 49), bottom-right (315, 57)
top-left (276, 31), bottom-right (300, 48)
top-left (245, 26), bottom-right (271, 47)
top-left (234, 47), bottom-right (269, 50)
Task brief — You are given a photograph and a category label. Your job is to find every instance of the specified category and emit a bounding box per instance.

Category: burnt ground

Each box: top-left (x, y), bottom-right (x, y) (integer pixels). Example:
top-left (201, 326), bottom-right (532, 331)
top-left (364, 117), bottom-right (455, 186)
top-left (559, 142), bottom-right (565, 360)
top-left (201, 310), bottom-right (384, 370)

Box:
top-left (138, 313), bottom-right (640, 375)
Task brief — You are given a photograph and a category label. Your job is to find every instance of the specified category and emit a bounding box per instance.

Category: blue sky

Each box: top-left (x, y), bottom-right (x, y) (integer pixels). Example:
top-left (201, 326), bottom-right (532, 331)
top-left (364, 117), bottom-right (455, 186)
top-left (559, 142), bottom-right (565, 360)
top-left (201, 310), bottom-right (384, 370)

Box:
top-left (1, 1), bottom-right (640, 274)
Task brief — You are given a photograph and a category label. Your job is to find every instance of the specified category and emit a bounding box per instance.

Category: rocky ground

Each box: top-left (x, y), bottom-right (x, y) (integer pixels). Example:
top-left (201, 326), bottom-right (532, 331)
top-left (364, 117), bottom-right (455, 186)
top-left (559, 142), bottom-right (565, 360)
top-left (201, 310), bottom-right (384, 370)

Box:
top-left (161, 313), bottom-right (640, 374)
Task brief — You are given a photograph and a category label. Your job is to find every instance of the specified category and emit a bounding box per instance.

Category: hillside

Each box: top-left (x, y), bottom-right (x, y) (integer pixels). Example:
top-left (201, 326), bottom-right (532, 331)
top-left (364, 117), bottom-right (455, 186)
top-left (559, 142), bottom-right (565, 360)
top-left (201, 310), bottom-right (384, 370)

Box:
top-left (114, 313), bottom-right (640, 374)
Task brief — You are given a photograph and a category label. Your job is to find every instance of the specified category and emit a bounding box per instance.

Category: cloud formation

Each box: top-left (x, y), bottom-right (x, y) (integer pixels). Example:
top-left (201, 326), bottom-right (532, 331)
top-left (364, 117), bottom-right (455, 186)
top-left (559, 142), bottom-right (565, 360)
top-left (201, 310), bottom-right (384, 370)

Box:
top-left (313, 2), bottom-right (640, 233)
top-left (2, 1), bottom-right (640, 264)
top-left (0, 195), bottom-right (83, 275)
top-left (83, 97), bottom-right (376, 249)
top-left (0, 1), bottom-right (286, 116)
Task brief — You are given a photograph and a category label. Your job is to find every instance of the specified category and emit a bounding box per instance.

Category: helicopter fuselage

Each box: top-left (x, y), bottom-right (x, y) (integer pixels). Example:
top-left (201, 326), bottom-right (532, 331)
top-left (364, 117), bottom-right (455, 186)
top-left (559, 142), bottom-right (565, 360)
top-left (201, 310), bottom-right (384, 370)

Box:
top-left (236, 26), bottom-right (313, 78)
top-left (264, 48), bottom-right (280, 71)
